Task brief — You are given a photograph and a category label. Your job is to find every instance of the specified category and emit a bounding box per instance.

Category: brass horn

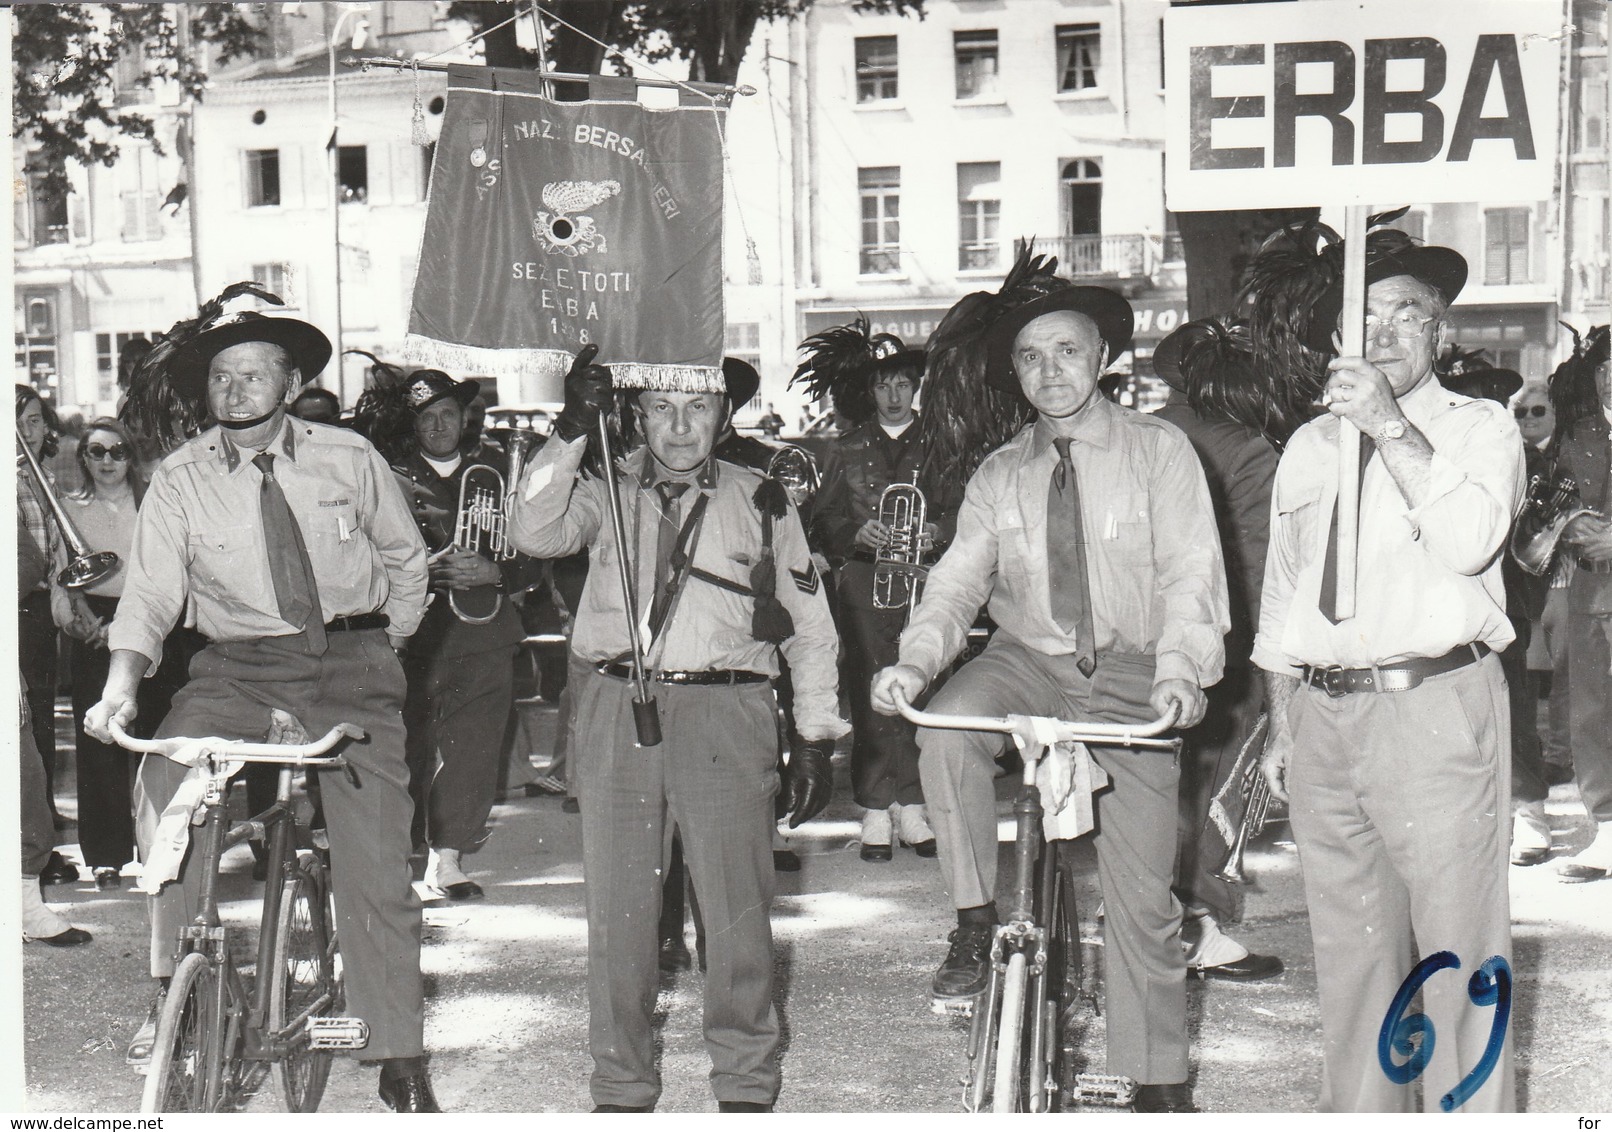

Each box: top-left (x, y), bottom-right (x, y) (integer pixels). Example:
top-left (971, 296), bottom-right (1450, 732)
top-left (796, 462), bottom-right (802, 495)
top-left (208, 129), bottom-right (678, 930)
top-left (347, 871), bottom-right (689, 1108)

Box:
top-left (447, 427), bottom-right (540, 624)
top-left (16, 432), bottom-right (120, 589)
top-left (1212, 713), bottom-right (1272, 886)
top-left (873, 482), bottom-right (928, 610)
top-left (1512, 471), bottom-right (1598, 577)
top-left (764, 443), bottom-right (820, 509)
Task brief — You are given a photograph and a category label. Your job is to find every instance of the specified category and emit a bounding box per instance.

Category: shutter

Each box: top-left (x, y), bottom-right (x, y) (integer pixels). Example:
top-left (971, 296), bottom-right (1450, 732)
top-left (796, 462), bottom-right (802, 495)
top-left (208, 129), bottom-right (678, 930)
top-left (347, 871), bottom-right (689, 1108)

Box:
top-left (121, 191), bottom-right (140, 242)
top-left (1484, 211), bottom-right (1506, 285)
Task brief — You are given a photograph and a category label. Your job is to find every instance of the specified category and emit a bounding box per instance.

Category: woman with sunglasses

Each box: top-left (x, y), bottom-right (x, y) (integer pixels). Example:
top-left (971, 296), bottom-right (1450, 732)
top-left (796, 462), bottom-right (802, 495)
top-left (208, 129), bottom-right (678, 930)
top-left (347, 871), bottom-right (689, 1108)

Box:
top-left (59, 419), bottom-right (159, 889)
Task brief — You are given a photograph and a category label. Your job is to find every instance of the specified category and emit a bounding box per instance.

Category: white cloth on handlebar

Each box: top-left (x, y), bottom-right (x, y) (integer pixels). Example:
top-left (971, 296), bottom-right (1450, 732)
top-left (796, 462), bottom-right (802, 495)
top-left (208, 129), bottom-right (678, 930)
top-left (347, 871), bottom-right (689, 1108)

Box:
top-left (1043, 741), bottom-right (1108, 842)
top-left (134, 740), bottom-right (243, 895)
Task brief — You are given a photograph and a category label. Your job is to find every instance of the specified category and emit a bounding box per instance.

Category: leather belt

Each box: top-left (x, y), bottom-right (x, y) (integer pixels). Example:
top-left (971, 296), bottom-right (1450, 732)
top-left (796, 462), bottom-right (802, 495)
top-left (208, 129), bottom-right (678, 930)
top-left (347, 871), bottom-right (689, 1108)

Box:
top-left (1579, 557), bottom-right (1612, 575)
top-left (1300, 643), bottom-right (1490, 698)
top-left (326, 612), bottom-right (390, 633)
top-left (598, 663), bottom-right (768, 687)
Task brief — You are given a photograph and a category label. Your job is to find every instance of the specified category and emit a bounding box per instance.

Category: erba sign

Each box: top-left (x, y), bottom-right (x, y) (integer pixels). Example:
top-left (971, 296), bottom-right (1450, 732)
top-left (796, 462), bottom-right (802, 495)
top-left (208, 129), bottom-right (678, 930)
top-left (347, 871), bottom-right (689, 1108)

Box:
top-left (1164, 0), bottom-right (1560, 210)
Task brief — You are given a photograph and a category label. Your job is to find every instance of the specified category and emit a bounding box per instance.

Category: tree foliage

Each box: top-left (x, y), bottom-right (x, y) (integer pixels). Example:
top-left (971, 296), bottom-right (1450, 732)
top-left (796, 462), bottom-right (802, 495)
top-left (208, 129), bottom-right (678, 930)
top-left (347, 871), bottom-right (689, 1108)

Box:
top-left (448, 0), bottom-right (923, 89)
top-left (12, 3), bottom-right (269, 198)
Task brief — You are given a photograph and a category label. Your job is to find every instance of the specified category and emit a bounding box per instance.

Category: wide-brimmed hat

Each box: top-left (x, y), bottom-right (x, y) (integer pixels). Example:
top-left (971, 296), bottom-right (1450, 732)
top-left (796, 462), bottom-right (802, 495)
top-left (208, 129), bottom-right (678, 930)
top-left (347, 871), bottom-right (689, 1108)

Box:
top-left (169, 310), bottom-right (332, 393)
top-left (723, 357), bottom-right (760, 409)
top-left (402, 369), bottom-right (480, 413)
top-left (1306, 245), bottom-right (1468, 350)
top-left (986, 286), bottom-right (1134, 391)
top-left (1441, 354), bottom-right (1523, 405)
top-left (1153, 317), bottom-right (1255, 395)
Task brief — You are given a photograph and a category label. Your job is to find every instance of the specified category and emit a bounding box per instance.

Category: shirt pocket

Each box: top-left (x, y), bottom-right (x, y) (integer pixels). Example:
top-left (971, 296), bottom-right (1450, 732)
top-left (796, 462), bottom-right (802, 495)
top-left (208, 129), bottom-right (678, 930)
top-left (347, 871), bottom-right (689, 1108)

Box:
top-left (1099, 493), bottom-right (1154, 564)
top-left (187, 524), bottom-right (257, 591)
top-left (996, 520), bottom-right (1036, 599)
top-left (1274, 482), bottom-right (1324, 560)
top-left (302, 507), bottom-right (370, 577)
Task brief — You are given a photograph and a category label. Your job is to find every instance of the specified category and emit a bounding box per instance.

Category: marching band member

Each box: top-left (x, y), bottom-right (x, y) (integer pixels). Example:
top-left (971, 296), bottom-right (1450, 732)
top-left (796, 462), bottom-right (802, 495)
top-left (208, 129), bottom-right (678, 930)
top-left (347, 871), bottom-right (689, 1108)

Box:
top-left (797, 323), bottom-right (949, 861)
top-left (1252, 227), bottom-right (1523, 1112)
top-left (872, 268), bottom-right (1229, 1114)
top-left (388, 370), bottom-right (544, 901)
top-left (84, 310), bottom-right (440, 1112)
top-left (508, 346), bottom-right (844, 1112)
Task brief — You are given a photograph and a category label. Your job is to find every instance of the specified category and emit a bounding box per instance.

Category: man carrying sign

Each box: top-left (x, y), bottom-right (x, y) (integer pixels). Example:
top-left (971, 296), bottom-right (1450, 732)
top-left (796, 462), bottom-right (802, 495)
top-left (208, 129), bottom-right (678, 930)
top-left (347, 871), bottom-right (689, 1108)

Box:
top-left (1253, 230), bottom-right (1524, 1112)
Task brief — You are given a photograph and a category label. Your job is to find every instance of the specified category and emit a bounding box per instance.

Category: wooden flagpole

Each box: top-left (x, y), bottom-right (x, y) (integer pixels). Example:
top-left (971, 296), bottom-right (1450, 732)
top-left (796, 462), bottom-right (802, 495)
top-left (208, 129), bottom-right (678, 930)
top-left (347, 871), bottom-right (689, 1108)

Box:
top-left (1333, 204), bottom-right (1369, 621)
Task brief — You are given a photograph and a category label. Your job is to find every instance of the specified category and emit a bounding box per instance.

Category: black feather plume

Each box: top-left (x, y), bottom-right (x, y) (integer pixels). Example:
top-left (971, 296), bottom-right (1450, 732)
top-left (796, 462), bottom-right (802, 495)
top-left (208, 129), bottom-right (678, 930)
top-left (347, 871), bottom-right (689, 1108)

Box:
top-left (791, 317), bottom-right (880, 425)
top-left (347, 351), bottom-right (417, 464)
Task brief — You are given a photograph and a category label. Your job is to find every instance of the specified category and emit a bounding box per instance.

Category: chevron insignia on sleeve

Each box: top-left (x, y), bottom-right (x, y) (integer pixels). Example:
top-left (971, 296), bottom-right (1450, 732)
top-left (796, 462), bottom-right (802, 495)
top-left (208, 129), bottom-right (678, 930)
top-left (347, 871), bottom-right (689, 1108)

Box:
top-left (790, 563), bottom-right (820, 595)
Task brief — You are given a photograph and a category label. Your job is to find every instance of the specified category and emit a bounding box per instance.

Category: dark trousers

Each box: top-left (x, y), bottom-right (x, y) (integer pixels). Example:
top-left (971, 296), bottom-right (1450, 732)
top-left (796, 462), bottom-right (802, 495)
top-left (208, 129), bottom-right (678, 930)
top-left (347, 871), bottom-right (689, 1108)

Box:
top-left (1174, 664), bottom-right (1263, 923)
top-left (574, 668), bottom-right (781, 1108)
top-left (403, 644), bottom-right (517, 851)
top-left (19, 695), bottom-right (58, 876)
top-left (136, 630), bottom-right (424, 1059)
top-left (1502, 625), bottom-right (1549, 806)
top-left (19, 591), bottom-right (60, 817)
top-left (841, 601), bottom-right (924, 809)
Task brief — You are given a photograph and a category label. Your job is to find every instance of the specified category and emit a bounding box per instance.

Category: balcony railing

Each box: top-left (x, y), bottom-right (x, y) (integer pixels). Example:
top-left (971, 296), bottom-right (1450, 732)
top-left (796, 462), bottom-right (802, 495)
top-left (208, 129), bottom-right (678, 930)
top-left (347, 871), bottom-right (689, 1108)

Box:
top-left (1028, 234), bottom-right (1168, 279)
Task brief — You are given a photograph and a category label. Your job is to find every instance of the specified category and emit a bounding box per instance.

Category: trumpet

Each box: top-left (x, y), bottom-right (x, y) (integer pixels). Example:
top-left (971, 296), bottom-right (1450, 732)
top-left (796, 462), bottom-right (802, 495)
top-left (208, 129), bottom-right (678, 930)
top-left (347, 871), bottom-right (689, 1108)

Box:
top-left (764, 443), bottom-right (820, 509)
top-left (1212, 713), bottom-right (1272, 886)
top-left (1512, 471), bottom-right (1598, 577)
top-left (16, 433), bottom-right (120, 589)
top-left (873, 482), bottom-right (928, 610)
top-left (447, 427), bottom-right (539, 624)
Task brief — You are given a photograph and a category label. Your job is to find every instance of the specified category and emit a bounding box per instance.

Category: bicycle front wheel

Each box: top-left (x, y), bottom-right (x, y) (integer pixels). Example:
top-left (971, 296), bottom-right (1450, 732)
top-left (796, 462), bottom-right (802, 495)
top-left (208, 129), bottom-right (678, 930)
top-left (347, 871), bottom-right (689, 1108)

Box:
top-left (991, 950), bottom-right (1030, 1113)
top-left (143, 952), bottom-right (223, 1113)
top-left (269, 855), bottom-right (337, 1112)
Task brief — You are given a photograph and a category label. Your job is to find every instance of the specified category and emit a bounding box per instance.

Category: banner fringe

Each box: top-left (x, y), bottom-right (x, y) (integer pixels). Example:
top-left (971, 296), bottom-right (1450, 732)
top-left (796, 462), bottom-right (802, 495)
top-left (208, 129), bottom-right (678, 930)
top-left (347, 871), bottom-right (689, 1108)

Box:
top-left (404, 336), bottom-right (723, 393)
top-left (610, 363), bottom-right (725, 394)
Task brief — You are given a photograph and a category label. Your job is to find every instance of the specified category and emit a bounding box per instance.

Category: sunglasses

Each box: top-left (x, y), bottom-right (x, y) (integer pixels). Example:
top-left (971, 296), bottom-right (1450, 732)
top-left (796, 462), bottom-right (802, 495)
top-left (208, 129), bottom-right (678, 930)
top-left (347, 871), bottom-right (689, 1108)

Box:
top-left (1513, 406), bottom-right (1549, 419)
top-left (85, 443), bottom-right (131, 461)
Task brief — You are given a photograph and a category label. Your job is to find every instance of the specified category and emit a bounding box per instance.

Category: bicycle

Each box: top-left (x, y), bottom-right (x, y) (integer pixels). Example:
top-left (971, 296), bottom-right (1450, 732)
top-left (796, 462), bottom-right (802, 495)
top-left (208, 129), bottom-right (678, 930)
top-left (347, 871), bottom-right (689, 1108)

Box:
top-left (110, 719), bottom-right (373, 1113)
top-left (893, 692), bottom-right (1181, 1113)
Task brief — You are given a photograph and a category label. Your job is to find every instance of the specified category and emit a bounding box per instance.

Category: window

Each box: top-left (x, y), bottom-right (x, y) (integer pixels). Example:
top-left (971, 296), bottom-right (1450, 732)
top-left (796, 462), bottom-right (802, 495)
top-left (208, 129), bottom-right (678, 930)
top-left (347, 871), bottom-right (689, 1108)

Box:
top-left (27, 173), bottom-right (69, 247)
top-left (1576, 54), bottom-right (1606, 153)
top-left (338, 145), bottom-right (368, 203)
top-left (855, 36), bottom-right (899, 103)
top-left (245, 149), bottom-right (281, 208)
top-left (954, 31), bottom-right (999, 100)
top-left (725, 322), bottom-right (762, 371)
top-left (95, 330), bottom-right (161, 401)
top-left (859, 167), bottom-right (901, 275)
top-left (1056, 24), bottom-right (1102, 92)
top-left (251, 262), bottom-right (295, 306)
top-left (15, 292), bottom-right (59, 396)
top-left (1060, 159), bottom-right (1103, 236)
top-left (1484, 207), bottom-right (1530, 285)
top-left (957, 162), bottom-right (1001, 271)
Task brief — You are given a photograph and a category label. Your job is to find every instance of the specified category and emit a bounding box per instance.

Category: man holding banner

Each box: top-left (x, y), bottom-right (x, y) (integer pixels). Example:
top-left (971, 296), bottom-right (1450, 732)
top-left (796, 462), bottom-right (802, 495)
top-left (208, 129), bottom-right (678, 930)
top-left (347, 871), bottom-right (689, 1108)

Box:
top-left (1253, 232), bottom-right (1525, 1112)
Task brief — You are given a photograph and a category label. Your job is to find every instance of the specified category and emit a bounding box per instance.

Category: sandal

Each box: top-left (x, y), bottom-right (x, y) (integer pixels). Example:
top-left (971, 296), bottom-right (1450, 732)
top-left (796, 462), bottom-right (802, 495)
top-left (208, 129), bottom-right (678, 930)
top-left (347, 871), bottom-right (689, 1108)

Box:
top-left (126, 988), bottom-right (166, 1071)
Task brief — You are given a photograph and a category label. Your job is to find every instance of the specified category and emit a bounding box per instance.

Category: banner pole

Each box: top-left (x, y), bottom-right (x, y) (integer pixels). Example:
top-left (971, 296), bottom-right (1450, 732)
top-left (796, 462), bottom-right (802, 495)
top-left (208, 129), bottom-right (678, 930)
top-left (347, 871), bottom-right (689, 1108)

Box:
top-left (595, 413), bottom-right (662, 747)
top-left (355, 56), bottom-right (755, 98)
top-left (1334, 204), bottom-right (1369, 621)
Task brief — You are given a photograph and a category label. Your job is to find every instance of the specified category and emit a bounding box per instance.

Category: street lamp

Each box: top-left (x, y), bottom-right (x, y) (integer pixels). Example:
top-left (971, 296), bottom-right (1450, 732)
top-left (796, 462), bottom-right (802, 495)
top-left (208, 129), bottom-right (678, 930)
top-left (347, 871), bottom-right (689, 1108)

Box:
top-left (328, 3), bottom-right (370, 406)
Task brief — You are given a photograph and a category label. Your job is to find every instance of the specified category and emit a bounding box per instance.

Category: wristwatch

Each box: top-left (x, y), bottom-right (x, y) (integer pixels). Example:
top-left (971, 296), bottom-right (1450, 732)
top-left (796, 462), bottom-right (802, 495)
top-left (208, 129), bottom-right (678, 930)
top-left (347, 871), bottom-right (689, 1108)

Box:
top-left (1374, 417), bottom-right (1408, 443)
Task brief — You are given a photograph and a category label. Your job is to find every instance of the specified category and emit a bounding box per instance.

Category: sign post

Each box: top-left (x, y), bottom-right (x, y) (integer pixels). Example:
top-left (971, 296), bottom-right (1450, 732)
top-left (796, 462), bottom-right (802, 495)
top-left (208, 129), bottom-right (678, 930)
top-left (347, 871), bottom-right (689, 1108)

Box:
top-left (1164, 0), bottom-right (1560, 618)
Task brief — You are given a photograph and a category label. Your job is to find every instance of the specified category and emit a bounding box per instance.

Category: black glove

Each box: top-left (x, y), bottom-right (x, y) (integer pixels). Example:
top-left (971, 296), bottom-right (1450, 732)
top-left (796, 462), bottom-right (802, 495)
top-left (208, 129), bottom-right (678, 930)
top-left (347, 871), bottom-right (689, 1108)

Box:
top-left (552, 343), bottom-right (615, 443)
top-left (781, 739), bottom-right (835, 829)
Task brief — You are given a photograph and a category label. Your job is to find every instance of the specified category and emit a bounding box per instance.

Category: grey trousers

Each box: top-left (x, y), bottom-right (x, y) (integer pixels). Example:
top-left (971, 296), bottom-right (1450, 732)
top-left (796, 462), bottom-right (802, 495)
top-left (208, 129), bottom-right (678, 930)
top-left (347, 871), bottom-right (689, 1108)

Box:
top-left (18, 689), bottom-right (58, 876)
top-left (135, 630), bottom-right (425, 1060)
top-left (1287, 653), bottom-right (1514, 1113)
top-left (1565, 593), bottom-right (1612, 823)
top-left (916, 635), bottom-right (1188, 1085)
top-left (573, 667), bottom-right (781, 1108)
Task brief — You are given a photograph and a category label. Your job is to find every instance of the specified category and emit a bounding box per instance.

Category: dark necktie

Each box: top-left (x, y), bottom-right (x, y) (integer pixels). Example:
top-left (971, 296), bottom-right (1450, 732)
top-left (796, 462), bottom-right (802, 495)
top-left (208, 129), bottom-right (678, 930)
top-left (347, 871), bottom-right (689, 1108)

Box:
top-left (254, 453), bottom-right (327, 654)
top-left (1048, 437), bottom-right (1096, 678)
top-left (649, 481), bottom-right (690, 633)
top-left (1318, 437), bottom-right (1375, 625)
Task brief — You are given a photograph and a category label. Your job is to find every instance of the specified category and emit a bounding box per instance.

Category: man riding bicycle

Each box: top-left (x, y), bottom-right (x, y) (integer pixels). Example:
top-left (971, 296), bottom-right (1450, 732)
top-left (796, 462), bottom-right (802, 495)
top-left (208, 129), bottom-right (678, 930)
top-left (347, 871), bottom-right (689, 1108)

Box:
top-left (872, 283), bottom-right (1229, 1114)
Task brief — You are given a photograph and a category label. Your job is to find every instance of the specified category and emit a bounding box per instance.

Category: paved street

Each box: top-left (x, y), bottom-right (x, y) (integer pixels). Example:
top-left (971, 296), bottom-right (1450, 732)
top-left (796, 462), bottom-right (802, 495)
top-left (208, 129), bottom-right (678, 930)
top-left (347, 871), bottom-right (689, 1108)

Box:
top-left (19, 699), bottom-right (1612, 1114)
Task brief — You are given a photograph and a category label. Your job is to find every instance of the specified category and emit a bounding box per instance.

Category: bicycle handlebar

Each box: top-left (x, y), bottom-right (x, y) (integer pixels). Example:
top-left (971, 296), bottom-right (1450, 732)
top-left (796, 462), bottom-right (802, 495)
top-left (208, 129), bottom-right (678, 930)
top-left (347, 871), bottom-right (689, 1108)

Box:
top-left (108, 720), bottom-right (364, 765)
top-left (891, 689), bottom-right (1180, 752)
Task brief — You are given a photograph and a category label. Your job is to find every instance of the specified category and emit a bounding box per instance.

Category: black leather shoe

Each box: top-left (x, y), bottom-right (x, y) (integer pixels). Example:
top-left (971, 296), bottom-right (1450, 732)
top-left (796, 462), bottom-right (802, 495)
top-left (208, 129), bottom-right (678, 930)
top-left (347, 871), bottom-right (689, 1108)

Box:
top-left (378, 1070), bottom-right (442, 1112)
top-left (39, 852), bottom-right (79, 887)
top-left (1191, 952), bottom-right (1284, 982)
top-left (659, 937), bottom-right (693, 973)
top-left (718, 1101), bottom-right (773, 1112)
top-left (772, 849), bottom-right (801, 872)
top-left (905, 839), bottom-right (938, 859)
top-left (1133, 1083), bottom-right (1199, 1113)
top-left (931, 923), bottom-right (994, 1001)
top-left (562, 797), bottom-right (581, 814)
top-left (93, 867), bottom-right (122, 891)
top-left (31, 926), bottom-right (92, 947)
top-left (860, 843), bottom-right (893, 863)
top-left (592, 1103), bottom-right (653, 1112)
top-left (437, 880), bottom-right (485, 902)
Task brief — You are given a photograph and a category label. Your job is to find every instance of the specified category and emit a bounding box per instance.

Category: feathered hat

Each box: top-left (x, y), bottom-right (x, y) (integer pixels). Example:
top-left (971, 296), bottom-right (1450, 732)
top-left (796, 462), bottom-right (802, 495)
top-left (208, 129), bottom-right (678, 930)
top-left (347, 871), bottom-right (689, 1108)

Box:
top-left (917, 244), bottom-right (1068, 496)
top-left (1152, 317), bottom-right (1278, 438)
top-left (119, 280), bottom-right (287, 457)
top-left (346, 351), bottom-right (418, 465)
top-left (1547, 322), bottom-right (1610, 441)
top-left (791, 317), bottom-right (924, 426)
top-left (1437, 345), bottom-right (1522, 405)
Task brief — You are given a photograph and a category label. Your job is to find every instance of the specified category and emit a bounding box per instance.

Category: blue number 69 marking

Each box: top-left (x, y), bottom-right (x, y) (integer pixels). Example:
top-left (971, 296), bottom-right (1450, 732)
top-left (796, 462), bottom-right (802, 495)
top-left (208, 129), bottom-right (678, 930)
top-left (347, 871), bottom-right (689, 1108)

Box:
top-left (1377, 951), bottom-right (1512, 1112)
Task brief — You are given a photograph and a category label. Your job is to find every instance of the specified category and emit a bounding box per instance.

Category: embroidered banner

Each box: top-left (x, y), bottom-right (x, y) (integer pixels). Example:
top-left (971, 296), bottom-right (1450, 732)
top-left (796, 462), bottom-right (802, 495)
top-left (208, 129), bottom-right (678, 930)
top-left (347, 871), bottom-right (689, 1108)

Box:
top-left (408, 65), bottom-right (725, 393)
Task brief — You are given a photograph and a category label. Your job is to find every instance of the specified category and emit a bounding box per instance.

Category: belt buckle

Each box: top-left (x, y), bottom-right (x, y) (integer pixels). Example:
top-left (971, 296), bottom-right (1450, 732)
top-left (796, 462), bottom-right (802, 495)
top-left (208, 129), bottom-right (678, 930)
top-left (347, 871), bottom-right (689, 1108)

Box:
top-left (1317, 665), bottom-right (1349, 698)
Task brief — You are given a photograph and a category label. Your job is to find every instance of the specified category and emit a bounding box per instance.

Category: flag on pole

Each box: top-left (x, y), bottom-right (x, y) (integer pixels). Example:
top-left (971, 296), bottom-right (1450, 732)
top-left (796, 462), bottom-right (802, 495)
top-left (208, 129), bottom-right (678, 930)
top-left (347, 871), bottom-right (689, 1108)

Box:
top-left (407, 65), bottom-right (726, 393)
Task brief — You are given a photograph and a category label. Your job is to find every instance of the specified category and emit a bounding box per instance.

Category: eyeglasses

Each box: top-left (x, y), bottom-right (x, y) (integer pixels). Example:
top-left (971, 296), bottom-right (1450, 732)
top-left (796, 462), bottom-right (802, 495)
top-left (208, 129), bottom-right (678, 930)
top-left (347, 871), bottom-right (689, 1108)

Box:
top-left (84, 443), bottom-right (130, 462)
top-left (1364, 311), bottom-right (1439, 340)
top-left (1513, 405), bottom-right (1549, 419)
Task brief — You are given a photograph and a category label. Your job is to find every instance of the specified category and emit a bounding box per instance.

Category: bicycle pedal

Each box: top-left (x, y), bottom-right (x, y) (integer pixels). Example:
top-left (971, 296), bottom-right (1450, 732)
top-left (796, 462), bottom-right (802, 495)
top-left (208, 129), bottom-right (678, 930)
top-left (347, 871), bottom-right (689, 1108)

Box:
top-left (1071, 1074), bottom-right (1137, 1106)
top-left (306, 1017), bottom-right (370, 1050)
top-left (930, 995), bottom-right (978, 1018)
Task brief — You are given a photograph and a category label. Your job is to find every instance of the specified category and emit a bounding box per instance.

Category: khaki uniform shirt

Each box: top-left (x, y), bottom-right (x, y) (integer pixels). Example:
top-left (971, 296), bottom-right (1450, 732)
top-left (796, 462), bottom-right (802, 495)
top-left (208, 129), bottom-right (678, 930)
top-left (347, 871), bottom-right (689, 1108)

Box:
top-left (109, 418), bottom-right (428, 669)
top-left (899, 399), bottom-right (1230, 688)
top-left (509, 436), bottom-right (849, 742)
top-left (1252, 379), bottom-right (1525, 673)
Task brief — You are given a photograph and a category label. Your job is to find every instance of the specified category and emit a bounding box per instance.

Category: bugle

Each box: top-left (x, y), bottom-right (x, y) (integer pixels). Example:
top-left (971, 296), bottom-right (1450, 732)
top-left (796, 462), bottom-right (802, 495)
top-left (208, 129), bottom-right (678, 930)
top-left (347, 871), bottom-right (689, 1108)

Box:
top-left (872, 482), bottom-right (928, 610)
top-left (1212, 713), bottom-right (1272, 886)
top-left (447, 427), bottom-right (540, 624)
top-left (1512, 471), bottom-right (1598, 577)
top-left (764, 443), bottom-right (820, 510)
top-left (16, 433), bottom-right (120, 589)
